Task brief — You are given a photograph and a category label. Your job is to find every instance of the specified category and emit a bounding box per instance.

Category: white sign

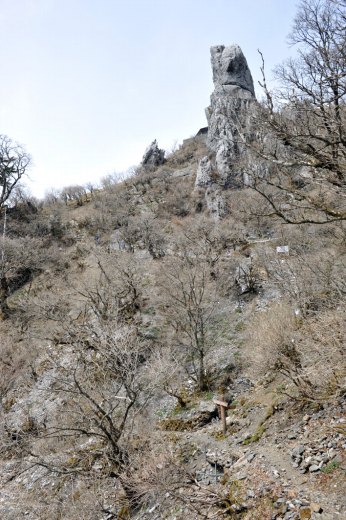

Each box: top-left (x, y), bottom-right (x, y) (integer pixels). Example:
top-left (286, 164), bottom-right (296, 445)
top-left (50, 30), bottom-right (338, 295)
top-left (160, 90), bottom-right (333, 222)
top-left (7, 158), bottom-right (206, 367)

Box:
top-left (276, 245), bottom-right (289, 254)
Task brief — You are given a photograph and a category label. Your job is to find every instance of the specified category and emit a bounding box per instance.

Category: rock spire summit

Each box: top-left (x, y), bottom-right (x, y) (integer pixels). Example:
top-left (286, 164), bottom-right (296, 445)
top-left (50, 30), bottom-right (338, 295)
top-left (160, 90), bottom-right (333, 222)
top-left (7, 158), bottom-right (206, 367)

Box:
top-left (196, 44), bottom-right (256, 216)
top-left (210, 44), bottom-right (255, 95)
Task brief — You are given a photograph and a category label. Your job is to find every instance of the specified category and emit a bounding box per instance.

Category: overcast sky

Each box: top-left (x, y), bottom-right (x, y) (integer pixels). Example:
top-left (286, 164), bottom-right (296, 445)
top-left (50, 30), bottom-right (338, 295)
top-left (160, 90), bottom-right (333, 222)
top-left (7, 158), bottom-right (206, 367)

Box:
top-left (0, 0), bottom-right (299, 198)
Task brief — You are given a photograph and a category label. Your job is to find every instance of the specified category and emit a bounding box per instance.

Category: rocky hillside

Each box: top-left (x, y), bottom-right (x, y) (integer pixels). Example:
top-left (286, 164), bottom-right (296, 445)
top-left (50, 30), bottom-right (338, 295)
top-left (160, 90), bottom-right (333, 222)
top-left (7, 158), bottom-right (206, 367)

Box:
top-left (0, 2), bottom-right (345, 519)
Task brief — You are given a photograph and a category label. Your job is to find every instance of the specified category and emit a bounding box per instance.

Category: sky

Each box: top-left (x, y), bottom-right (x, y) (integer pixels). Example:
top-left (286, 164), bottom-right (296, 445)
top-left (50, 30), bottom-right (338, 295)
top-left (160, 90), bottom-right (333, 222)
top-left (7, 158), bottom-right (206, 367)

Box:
top-left (0, 0), bottom-right (299, 198)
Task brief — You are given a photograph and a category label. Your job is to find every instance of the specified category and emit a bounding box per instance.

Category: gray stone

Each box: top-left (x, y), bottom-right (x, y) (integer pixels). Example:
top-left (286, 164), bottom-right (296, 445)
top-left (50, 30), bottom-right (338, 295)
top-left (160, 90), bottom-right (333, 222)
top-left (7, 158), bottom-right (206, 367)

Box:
top-left (141, 139), bottom-right (165, 169)
top-left (247, 453), bottom-right (256, 463)
top-left (288, 433), bottom-right (297, 440)
top-left (195, 156), bottom-right (213, 187)
top-left (202, 44), bottom-right (256, 190)
top-left (205, 186), bottom-right (228, 220)
top-left (291, 445), bottom-right (305, 458)
top-left (210, 45), bottom-right (255, 95)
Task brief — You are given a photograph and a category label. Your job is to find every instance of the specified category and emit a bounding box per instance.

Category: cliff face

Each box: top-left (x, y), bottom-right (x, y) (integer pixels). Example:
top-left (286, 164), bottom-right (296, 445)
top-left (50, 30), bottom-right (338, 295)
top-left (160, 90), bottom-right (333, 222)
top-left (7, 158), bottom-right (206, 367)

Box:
top-left (196, 44), bottom-right (255, 194)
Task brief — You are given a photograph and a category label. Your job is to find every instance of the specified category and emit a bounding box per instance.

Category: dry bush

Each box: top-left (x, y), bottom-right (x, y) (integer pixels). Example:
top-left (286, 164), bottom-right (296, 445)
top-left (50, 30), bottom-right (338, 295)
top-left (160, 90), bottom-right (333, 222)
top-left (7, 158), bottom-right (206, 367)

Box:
top-left (295, 307), bottom-right (346, 399)
top-left (245, 302), bottom-right (346, 401)
top-left (116, 213), bottom-right (167, 258)
top-left (244, 302), bottom-right (297, 379)
top-left (164, 137), bottom-right (208, 167)
top-left (121, 436), bottom-right (248, 518)
top-left (225, 188), bottom-right (275, 238)
top-left (0, 329), bottom-right (38, 459)
top-left (0, 471), bottom-right (119, 520)
top-left (158, 177), bottom-right (195, 218)
top-left (120, 440), bottom-right (186, 511)
top-left (266, 247), bottom-right (345, 316)
top-left (0, 329), bottom-right (35, 401)
top-left (9, 320), bottom-right (155, 494)
top-left (147, 345), bottom-right (189, 407)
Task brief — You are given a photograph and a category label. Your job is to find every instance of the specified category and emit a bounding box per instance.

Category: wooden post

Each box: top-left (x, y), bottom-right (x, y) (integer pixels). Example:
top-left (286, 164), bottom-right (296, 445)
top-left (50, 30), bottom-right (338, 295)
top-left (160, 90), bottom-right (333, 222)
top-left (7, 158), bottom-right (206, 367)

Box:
top-left (220, 403), bottom-right (226, 435)
top-left (213, 396), bottom-right (228, 435)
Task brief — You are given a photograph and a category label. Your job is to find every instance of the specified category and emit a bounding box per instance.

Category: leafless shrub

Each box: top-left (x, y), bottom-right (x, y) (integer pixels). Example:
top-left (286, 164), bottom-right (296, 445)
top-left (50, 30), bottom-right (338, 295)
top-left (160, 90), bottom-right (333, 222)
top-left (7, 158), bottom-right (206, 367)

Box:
top-left (164, 137), bottom-right (207, 167)
top-left (148, 345), bottom-right (190, 407)
top-left (266, 247), bottom-right (345, 316)
top-left (157, 250), bottom-right (218, 391)
top-left (295, 307), bottom-right (346, 398)
top-left (245, 302), bottom-right (346, 401)
top-left (60, 185), bottom-right (87, 206)
top-left (0, 329), bottom-right (35, 401)
top-left (43, 187), bottom-right (61, 206)
top-left (245, 303), bottom-right (297, 377)
top-left (77, 251), bottom-right (144, 322)
top-left (122, 438), bottom-right (248, 518)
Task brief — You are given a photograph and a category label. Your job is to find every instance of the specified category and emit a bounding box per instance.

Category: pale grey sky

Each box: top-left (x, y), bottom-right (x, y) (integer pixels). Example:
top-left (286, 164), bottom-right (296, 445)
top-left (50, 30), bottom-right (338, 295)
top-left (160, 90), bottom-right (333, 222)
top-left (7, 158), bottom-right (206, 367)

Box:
top-left (0, 0), bottom-right (299, 197)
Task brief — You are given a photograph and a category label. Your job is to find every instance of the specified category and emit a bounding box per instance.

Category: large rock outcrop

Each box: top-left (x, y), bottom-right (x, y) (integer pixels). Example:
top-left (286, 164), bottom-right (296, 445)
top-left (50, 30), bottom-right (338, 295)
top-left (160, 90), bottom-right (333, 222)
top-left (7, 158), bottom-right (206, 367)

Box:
top-left (141, 139), bottom-right (165, 169)
top-left (196, 44), bottom-right (256, 194)
top-left (210, 44), bottom-right (255, 95)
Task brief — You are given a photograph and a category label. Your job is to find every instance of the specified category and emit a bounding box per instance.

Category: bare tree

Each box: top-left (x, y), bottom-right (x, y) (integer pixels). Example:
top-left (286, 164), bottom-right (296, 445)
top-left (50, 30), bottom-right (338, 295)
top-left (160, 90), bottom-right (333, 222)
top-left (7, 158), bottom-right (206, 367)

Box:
top-left (60, 184), bottom-right (87, 206)
top-left (0, 236), bottom-right (44, 318)
top-left (158, 251), bottom-right (217, 391)
top-left (77, 251), bottom-right (144, 322)
top-left (38, 323), bottom-right (150, 469)
top-left (243, 0), bottom-right (346, 224)
top-left (0, 135), bottom-right (31, 209)
top-left (85, 181), bottom-right (97, 199)
top-left (43, 187), bottom-right (61, 206)
top-left (149, 345), bottom-right (189, 407)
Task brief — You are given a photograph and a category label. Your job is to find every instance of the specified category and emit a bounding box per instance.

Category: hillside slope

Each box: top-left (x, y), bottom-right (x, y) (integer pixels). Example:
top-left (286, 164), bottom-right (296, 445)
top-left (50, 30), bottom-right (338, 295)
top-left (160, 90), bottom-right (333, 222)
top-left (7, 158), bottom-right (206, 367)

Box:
top-left (0, 131), bottom-right (344, 519)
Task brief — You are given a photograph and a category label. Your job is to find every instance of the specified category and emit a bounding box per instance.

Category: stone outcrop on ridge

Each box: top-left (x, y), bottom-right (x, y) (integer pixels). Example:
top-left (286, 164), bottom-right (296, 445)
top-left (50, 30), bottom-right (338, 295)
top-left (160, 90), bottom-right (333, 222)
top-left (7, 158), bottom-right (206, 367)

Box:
top-left (196, 44), bottom-right (256, 193)
top-left (141, 139), bottom-right (165, 169)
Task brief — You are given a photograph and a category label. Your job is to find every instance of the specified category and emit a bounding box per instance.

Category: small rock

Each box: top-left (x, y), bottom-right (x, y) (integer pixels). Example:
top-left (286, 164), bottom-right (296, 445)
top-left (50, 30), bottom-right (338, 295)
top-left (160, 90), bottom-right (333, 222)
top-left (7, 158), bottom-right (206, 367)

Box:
top-left (300, 499), bottom-right (310, 507)
top-left (292, 445), bottom-right (305, 458)
top-left (308, 465), bottom-right (320, 473)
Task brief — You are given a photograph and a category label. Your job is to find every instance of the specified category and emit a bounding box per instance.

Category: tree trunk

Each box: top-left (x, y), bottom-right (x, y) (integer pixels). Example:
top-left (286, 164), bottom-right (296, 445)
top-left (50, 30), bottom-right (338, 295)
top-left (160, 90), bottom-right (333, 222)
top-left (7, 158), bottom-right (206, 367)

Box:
top-left (0, 276), bottom-right (9, 319)
top-left (198, 352), bottom-right (208, 391)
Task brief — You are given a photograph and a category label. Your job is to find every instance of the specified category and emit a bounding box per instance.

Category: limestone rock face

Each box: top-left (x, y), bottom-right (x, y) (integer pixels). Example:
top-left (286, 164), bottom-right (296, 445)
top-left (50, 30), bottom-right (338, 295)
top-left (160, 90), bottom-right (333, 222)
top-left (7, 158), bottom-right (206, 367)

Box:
top-left (210, 45), bottom-right (255, 95)
top-left (141, 139), bottom-right (165, 169)
top-left (197, 44), bottom-right (256, 191)
top-left (205, 187), bottom-right (228, 220)
top-left (195, 156), bottom-right (213, 187)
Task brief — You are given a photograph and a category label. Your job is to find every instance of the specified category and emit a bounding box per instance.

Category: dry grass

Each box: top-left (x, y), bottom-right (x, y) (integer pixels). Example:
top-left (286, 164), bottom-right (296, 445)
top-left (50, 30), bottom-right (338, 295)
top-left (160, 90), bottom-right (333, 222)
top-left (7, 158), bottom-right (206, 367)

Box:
top-left (244, 302), bottom-right (346, 401)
